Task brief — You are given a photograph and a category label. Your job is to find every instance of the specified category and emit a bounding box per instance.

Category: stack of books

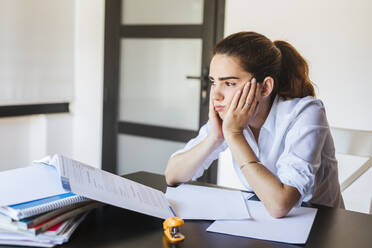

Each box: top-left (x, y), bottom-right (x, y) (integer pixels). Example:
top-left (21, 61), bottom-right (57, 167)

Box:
top-left (0, 192), bottom-right (102, 247)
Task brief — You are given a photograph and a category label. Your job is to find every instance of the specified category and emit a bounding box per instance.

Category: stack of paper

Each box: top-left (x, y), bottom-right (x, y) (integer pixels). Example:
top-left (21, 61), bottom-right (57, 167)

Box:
top-left (0, 213), bottom-right (88, 247)
top-left (0, 191), bottom-right (100, 247)
top-left (167, 184), bottom-right (318, 244)
top-left (0, 158), bottom-right (104, 247)
top-left (0, 154), bottom-right (179, 247)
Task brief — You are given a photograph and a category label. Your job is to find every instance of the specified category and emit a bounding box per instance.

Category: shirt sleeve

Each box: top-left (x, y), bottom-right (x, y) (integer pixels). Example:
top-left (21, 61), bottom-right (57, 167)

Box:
top-left (170, 121), bottom-right (227, 180)
top-left (276, 100), bottom-right (329, 206)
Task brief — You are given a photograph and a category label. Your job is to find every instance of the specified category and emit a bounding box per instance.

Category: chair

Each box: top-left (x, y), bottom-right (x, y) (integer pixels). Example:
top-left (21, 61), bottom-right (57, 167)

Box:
top-left (330, 127), bottom-right (372, 214)
top-left (330, 127), bottom-right (372, 191)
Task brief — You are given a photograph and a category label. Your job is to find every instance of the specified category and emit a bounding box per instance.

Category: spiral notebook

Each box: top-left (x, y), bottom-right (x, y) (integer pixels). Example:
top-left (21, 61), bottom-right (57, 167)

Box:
top-left (0, 192), bottom-right (89, 221)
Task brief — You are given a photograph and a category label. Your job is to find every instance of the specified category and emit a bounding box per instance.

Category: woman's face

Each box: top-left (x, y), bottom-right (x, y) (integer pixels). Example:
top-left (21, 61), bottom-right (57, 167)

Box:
top-left (209, 54), bottom-right (254, 120)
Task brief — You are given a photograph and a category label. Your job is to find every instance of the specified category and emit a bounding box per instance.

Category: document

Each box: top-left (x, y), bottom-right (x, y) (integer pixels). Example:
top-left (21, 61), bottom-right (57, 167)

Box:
top-left (52, 155), bottom-right (174, 219)
top-left (207, 200), bottom-right (318, 244)
top-left (165, 184), bottom-right (250, 220)
top-left (0, 165), bottom-right (67, 206)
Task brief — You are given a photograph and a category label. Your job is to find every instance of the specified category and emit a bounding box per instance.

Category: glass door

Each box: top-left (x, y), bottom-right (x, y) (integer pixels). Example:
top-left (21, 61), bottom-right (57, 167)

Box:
top-left (102, 0), bottom-right (225, 183)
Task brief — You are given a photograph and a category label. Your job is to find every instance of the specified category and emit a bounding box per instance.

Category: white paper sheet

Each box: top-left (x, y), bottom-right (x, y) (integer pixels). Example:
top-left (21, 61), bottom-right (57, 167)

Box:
top-left (52, 155), bottom-right (173, 219)
top-left (0, 165), bottom-right (67, 206)
top-left (0, 212), bottom-right (87, 246)
top-left (0, 240), bottom-right (54, 248)
top-left (207, 200), bottom-right (317, 244)
top-left (165, 184), bottom-right (250, 220)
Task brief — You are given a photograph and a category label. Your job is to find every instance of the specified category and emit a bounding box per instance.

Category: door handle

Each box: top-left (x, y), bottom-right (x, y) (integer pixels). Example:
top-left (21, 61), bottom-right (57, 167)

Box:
top-left (186, 67), bottom-right (210, 105)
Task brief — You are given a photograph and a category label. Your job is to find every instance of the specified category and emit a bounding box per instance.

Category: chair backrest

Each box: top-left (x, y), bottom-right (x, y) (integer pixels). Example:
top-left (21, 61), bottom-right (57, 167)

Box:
top-left (330, 127), bottom-right (372, 158)
top-left (330, 127), bottom-right (372, 213)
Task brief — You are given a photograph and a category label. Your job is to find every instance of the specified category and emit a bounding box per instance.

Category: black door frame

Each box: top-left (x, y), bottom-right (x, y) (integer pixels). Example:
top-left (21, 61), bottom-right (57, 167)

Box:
top-left (102, 0), bottom-right (225, 184)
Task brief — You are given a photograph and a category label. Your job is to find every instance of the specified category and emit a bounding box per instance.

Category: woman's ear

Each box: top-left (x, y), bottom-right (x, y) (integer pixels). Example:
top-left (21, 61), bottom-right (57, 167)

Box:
top-left (260, 76), bottom-right (274, 97)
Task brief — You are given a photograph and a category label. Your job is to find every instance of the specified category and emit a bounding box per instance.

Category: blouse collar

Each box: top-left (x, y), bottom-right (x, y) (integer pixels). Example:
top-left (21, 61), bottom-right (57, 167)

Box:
top-left (259, 94), bottom-right (279, 134)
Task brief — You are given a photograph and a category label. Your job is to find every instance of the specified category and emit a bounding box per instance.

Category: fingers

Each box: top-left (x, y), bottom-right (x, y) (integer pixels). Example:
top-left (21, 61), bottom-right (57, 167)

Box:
top-left (229, 78), bottom-right (258, 113)
top-left (237, 81), bottom-right (251, 110)
top-left (242, 78), bottom-right (257, 112)
top-left (228, 87), bottom-right (242, 112)
top-left (246, 78), bottom-right (257, 107)
top-left (247, 82), bottom-right (260, 115)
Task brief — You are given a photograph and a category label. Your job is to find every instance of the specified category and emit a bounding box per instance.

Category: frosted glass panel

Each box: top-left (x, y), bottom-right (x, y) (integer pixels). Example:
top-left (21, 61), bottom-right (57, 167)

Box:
top-left (117, 134), bottom-right (185, 175)
top-left (122, 0), bottom-right (203, 24)
top-left (119, 39), bottom-right (202, 130)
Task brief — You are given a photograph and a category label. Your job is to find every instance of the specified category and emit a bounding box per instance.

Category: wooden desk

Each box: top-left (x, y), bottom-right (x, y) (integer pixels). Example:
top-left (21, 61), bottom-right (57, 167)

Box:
top-left (49, 172), bottom-right (372, 248)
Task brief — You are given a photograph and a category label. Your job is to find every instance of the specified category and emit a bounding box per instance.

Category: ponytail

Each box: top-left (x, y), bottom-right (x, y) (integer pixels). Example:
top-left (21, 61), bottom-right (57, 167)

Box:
top-left (273, 40), bottom-right (315, 98)
top-left (213, 32), bottom-right (315, 100)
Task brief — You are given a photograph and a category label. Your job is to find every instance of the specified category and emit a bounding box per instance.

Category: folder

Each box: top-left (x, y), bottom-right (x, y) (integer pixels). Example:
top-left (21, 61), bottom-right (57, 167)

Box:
top-left (0, 193), bottom-right (89, 221)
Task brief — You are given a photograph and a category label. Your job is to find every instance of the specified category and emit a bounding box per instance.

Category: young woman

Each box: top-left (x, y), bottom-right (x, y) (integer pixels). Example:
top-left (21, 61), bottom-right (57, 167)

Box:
top-left (165, 31), bottom-right (344, 218)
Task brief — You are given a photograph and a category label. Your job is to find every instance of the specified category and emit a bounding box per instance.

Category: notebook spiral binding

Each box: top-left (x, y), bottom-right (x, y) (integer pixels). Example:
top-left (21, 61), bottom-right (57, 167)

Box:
top-left (18, 195), bottom-right (89, 220)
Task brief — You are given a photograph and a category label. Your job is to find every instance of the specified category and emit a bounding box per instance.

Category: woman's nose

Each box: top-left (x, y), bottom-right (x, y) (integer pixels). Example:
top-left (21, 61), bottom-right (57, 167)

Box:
top-left (212, 85), bottom-right (224, 101)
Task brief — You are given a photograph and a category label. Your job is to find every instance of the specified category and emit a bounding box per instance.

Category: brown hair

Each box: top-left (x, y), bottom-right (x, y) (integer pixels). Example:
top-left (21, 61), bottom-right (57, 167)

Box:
top-left (212, 31), bottom-right (315, 99)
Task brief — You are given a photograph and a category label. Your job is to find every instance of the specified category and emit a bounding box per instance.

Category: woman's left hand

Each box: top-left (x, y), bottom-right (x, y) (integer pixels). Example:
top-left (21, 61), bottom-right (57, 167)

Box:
top-left (222, 78), bottom-right (260, 137)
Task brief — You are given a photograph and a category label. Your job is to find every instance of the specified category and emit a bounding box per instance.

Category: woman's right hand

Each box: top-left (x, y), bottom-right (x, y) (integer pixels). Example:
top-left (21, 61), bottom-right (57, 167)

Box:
top-left (208, 92), bottom-right (224, 146)
top-left (165, 92), bottom-right (224, 186)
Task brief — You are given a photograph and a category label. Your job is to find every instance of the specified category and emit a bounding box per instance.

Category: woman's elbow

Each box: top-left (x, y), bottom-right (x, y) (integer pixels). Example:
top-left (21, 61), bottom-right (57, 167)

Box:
top-left (164, 166), bottom-right (176, 186)
top-left (267, 205), bottom-right (291, 218)
top-left (266, 197), bottom-right (297, 218)
top-left (267, 186), bottom-right (300, 218)
top-left (165, 169), bottom-right (191, 186)
top-left (165, 157), bottom-right (193, 186)
top-left (165, 158), bottom-right (177, 185)
top-left (165, 172), bottom-right (177, 186)
top-left (164, 166), bottom-right (186, 186)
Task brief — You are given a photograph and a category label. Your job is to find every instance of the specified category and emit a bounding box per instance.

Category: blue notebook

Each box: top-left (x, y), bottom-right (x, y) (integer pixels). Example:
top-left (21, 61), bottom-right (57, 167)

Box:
top-left (0, 193), bottom-right (88, 221)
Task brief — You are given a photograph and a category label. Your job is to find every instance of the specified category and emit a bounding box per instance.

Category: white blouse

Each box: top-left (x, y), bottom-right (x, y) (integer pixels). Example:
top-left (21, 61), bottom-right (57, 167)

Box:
top-left (172, 95), bottom-right (344, 208)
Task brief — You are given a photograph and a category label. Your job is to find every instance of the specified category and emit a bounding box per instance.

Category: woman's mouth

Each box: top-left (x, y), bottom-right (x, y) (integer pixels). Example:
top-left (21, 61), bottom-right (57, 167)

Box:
top-left (214, 105), bottom-right (225, 112)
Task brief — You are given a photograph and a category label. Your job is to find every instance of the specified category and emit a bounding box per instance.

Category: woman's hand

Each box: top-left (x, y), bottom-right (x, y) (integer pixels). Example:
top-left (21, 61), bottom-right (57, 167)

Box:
top-left (222, 78), bottom-right (260, 137)
top-left (208, 91), bottom-right (224, 145)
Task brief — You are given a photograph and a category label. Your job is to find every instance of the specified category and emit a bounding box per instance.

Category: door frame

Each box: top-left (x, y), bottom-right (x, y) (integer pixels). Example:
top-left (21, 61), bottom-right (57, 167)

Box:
top-left (102, 0), bottom-right (225, 184)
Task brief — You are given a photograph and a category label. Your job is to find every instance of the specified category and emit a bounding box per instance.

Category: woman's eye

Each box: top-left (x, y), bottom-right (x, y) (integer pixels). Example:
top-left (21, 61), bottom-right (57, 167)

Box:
top-left (209, 81), bottom-right (216, 86)
top-left (226, 82), bottom-right (236, 86)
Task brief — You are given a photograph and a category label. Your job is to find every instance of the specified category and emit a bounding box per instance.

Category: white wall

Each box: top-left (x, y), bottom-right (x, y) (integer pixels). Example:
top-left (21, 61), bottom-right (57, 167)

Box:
top-left (218, 0), bottom-right (372, 213)
top-left (0, 117), bottom-right (37, 170)
top-left (72, 0), bottom-right (104, 168)
top-left (0, 114), bottom-right (73, 171)
top-left (0, 0), bottom-right (104, 171)
top-left (224, 0), bottom-right (372, 130)
top-left (0, 0), bottom-right (74, 105)
top-left (0, 0), bottom-right (75, 170)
